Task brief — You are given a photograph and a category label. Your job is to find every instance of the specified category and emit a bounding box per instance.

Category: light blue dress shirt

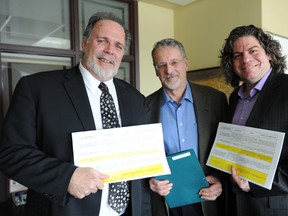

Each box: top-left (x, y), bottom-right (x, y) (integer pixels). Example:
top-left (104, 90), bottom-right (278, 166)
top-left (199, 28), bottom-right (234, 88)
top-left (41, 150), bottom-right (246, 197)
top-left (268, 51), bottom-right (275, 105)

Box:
top-left (160, 83), bottom-right (198, 157)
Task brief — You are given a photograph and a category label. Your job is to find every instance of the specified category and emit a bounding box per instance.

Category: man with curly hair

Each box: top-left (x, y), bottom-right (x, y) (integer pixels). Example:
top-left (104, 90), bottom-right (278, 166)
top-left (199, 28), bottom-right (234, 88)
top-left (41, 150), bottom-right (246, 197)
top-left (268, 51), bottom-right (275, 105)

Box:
top-left (220, 25), bottom-right (288, 216)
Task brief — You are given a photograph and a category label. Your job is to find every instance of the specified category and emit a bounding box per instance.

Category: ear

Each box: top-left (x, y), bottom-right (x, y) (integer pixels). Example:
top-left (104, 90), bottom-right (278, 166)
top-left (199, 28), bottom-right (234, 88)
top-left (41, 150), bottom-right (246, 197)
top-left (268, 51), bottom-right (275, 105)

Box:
top-left (156, 70), bottom-right (159, 77)
top-left (82, 38), bottom-right (87, 52)
top-left (184, 57), bottom-right (189, 70)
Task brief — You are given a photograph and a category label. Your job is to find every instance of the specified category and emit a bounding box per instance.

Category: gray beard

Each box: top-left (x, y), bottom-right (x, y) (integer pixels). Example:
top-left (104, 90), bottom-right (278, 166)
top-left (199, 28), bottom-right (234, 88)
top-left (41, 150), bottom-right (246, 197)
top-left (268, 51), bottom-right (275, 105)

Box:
top-left (86, 58), bottom-right (117, 81)
top-left (163, 79), bottom-right (181, 91)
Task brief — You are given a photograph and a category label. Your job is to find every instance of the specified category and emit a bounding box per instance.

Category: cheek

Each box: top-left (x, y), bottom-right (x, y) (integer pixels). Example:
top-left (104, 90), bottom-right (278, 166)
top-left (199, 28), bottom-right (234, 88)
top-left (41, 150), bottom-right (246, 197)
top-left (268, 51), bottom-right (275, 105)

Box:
top-left (115, 53), bottom-right (124, 63)
top-left (233, 60), bottom-right (240, 70)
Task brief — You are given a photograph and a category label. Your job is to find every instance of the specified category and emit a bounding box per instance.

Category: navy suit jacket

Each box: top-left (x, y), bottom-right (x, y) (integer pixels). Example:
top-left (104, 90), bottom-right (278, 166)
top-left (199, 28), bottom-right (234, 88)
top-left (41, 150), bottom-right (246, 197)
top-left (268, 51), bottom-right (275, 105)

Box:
top-left (226, 72), bottom-right (288, 216)
top-left (0, 66), bottom-right (151, 216)
top-left (146, 82), bottom-right (228, 216)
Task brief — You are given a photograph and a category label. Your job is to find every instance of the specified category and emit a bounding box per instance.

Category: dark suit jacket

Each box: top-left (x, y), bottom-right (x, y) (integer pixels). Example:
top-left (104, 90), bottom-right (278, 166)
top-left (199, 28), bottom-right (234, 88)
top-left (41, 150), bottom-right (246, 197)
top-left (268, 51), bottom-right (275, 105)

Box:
top-left (226, 72), bottom-right (288, 216)
top-left (0, 66), bottom-right (151, 216)
top-left (146, 82), bottom-right (228, 216)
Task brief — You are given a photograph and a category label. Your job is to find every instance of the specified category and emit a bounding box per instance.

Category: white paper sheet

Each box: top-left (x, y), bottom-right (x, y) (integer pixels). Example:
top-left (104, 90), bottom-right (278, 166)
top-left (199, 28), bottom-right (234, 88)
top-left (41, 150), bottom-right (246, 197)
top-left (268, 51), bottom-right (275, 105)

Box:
top-left (206, 122), bottom-right (285, 189)
top-left (72, 123), bottom-right (170, 183)
top-left (9, 180), bottom-right (27, 193)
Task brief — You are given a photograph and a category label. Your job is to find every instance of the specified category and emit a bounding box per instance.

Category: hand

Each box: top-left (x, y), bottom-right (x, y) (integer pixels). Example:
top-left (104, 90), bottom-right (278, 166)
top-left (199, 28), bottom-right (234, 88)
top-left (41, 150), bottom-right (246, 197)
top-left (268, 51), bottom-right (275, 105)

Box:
top-left (231, 165), bottom-right (250, 192)
top-left (149, 178), bottom-right (172, 196)
top-left (199, 175), bottom-right (222, 201)
top-left (68, 167), bottom-right (109, 199)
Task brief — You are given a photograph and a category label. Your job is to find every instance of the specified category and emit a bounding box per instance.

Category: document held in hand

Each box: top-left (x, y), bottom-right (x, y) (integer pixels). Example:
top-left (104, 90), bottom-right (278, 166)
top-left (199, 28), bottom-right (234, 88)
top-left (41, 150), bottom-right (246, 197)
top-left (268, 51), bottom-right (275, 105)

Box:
top-left (206, 122), bottom-right (285, 189)
top-left (72, 123), bottom-right (171, 183)
top-left (155, 149), bottom-right (209, 208)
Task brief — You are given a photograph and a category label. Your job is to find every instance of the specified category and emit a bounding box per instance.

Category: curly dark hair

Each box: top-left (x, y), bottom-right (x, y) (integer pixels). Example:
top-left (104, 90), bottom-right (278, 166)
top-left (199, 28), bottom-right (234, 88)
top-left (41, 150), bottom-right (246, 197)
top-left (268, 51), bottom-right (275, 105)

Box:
top-left (219, 25), bottom-right (287, 88)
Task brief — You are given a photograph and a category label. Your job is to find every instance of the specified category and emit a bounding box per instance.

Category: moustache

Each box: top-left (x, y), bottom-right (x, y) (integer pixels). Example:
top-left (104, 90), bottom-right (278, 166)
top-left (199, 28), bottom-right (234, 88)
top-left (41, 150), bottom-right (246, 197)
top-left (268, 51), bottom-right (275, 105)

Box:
top-left (97, 54), bottom-right (115, 65)
top-left (164, 73), bottom-right (178, 79)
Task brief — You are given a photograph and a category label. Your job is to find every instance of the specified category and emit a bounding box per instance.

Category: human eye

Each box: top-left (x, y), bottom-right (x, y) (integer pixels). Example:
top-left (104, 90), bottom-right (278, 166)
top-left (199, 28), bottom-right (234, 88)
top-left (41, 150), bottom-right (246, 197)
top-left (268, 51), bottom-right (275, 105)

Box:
top-left (233, 53), bottom-right (241, 60)
top-left (170, 60), bottom-right (180, 67)
top-left (115, 42), bottom-right (124, 51)
top-left (249, 49), bottom-right (258, 55)
top-left (155, 63), bottom-right (166, 70)
top-left (96, 38), bottom-right (107, 44)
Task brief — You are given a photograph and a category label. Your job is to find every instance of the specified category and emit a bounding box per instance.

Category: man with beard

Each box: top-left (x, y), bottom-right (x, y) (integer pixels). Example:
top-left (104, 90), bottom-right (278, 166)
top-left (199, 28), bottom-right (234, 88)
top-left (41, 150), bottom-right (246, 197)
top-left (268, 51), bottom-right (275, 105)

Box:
top-left (0, 12), bottom-right (151, 216)
top-left (146, 38), bottom-right (228, 216)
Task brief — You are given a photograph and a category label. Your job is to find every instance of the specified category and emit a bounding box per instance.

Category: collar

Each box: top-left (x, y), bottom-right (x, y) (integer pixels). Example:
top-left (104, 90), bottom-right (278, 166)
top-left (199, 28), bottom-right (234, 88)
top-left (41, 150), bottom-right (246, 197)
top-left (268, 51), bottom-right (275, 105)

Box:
top-left (161, 82), bottom-right (193, 106)
top-left (238, 68), bottom-right (272, 99)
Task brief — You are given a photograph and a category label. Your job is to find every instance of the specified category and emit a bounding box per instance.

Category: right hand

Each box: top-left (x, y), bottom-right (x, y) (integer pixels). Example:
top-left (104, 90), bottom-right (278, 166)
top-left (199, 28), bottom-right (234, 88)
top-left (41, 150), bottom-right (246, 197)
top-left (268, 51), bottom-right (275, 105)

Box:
top-left (68, 167), bottom-right (109, 199)
top-left (231, 165), bottom-right (250, 192)
top-left (149, 177), bottom-right (172, 196)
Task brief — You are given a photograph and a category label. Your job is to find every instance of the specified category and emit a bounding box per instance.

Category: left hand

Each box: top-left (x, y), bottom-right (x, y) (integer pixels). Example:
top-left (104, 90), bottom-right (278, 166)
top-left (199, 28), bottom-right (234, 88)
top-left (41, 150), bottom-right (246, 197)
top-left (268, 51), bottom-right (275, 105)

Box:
top-left (199, 175), bottom-right (222, 201)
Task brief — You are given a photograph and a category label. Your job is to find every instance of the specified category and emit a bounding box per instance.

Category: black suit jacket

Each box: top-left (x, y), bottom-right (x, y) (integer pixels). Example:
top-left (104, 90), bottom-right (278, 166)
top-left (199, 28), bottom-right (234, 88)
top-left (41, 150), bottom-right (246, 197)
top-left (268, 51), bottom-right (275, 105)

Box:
top-left (226, 72), bottom-right (288, 216)
top-left (146, 82), bottom-right (228, 216)
top-left (0, 66), bottom-right (151, 216)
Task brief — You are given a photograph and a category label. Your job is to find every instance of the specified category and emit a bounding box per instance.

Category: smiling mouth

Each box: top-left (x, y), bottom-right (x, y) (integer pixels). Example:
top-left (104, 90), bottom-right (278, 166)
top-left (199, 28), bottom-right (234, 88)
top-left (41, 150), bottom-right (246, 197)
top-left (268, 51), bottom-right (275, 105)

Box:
top-left (242, 64), bottom-right (258, 71)
top-left (99, 57), bottom-right (114, 65)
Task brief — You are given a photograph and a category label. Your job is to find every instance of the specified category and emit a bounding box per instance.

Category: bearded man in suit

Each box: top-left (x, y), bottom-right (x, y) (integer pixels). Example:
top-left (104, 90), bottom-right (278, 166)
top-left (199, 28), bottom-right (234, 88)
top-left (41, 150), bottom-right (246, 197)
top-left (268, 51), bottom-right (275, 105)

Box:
top-left (0, 12), bottom-right (151, 216)
top-left (146, 38), bottom-right (228, 216)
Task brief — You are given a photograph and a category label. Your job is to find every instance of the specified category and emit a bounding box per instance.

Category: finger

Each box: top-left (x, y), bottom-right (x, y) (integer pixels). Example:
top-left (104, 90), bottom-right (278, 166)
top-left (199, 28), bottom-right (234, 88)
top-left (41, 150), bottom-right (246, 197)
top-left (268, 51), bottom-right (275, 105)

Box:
top-left (200, 191), bottom-right (221, 201)
top-left (152, 182), bottom-right (173, 195)
top-left (205, 175), bottom-right (219, 184)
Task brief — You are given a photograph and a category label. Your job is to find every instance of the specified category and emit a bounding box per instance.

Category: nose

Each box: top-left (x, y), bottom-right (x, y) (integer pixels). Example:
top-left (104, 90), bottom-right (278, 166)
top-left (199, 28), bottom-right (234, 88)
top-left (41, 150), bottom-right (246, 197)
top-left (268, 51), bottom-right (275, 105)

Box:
top-left (103, 42), bottom-right (115, 55)
top-left (242, 52), bottom-right (252, 63)
top-left (165, 63), bottom-right (175, 73)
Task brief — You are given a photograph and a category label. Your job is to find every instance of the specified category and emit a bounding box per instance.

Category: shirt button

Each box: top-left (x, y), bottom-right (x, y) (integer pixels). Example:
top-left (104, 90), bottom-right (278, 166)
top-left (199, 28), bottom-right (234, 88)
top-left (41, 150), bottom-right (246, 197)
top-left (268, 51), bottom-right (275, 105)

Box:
top-left (182, 139), bottom-right (185, 142)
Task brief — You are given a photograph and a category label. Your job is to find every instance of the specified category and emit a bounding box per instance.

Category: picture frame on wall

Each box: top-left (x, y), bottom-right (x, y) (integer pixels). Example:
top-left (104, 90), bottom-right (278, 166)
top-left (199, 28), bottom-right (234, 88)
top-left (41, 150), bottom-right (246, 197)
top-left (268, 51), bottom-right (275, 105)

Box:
top-left (187, 67), bottom-right (233, 98)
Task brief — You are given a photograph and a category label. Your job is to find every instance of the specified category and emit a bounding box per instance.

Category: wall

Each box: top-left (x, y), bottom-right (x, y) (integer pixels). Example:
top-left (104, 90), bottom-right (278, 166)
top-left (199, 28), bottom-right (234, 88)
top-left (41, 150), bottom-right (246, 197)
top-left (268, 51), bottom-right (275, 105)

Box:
top-left (174, 0), bottom-right (262, 70)
top-left (138, 0), bottom-right (261, 95)
top-left (138, 0), bottom-right (288, 95)
top-left (138, 2), bottom-right (174, 96)
top-left (262, 0), bottom-right (288, 37)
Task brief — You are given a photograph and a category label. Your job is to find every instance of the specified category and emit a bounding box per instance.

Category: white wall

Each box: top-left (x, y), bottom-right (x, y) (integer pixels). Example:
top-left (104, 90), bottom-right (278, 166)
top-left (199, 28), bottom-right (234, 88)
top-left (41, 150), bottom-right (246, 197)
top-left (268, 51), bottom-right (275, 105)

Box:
top-left (138, 2), bottom-right (174, 96)
top-left (270, 34), bottom-right (288, 74)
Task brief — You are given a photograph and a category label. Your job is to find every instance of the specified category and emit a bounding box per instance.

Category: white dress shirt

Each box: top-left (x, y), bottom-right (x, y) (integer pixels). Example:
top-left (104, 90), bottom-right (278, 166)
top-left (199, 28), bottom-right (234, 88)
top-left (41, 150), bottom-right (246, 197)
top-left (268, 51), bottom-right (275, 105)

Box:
top-left (79, 63), bottom-right (126, 216)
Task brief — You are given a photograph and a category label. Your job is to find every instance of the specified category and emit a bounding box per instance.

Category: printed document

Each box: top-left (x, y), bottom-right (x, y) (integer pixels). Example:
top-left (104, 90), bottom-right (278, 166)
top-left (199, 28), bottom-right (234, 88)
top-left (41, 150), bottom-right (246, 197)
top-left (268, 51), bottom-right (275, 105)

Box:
top-left (206, 122), bottom-right (285, 189)
top-left (72, 123), bottom-right (170, 183)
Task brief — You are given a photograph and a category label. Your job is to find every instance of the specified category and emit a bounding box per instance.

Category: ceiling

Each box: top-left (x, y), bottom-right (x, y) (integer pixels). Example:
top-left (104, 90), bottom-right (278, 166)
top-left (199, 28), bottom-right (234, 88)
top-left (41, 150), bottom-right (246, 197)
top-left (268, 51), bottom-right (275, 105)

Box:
top-left (164, 0), bottom-right (198, 6)
top-left (137, 0), bottom-right (198, 9)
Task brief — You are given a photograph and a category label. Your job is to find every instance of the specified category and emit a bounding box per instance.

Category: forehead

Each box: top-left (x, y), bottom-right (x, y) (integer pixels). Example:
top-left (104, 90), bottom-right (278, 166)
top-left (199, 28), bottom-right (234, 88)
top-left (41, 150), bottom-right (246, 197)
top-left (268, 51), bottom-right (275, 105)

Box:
top-left (154, 46), bottom-right (182, 60)
top-left (92, 20), bottom-right (125, 43)
top-left (233, 36), bottom-right (262, 52)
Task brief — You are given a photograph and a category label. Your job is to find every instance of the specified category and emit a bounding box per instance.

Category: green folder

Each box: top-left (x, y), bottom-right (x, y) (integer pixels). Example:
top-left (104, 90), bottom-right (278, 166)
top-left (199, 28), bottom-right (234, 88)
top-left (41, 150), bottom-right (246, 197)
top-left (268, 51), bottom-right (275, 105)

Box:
top-left (155, 149), bottom-right (209, 208)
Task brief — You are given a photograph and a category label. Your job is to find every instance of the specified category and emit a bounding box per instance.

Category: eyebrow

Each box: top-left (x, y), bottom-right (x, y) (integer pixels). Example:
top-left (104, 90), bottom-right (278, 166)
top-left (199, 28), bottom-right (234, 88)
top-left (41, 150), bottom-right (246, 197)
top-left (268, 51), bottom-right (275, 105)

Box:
top-left (96, 36), bottom-right (125, 48)
top-left (233, 45), bottom-right (260, 54)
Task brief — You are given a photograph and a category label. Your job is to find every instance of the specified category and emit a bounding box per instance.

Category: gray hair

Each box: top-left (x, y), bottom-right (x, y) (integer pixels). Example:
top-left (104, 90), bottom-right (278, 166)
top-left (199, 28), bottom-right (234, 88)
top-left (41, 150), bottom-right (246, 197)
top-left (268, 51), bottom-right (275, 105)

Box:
top-left (151, 38), bottom-right (187, 65)
top-left (82, 12), bottom-right (131, 51)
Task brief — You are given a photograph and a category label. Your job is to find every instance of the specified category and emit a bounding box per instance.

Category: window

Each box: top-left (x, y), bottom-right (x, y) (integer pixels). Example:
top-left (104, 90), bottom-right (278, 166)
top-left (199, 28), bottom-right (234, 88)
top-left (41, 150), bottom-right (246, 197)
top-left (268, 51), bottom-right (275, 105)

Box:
top-left (0, 0), bottom-right (138, 210)
top-left (0, 0), bottom-right (138, 119)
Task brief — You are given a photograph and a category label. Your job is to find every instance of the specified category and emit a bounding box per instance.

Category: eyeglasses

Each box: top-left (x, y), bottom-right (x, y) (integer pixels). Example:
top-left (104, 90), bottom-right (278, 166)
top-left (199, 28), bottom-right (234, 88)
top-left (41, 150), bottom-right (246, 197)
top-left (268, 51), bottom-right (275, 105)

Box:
top-left (154, 58), bottom-right (184, 70)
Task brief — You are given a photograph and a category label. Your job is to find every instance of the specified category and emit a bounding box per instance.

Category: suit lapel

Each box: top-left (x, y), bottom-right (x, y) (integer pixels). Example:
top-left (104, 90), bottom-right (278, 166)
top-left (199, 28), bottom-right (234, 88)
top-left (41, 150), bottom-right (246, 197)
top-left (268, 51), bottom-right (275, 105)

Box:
top-left (146, 89), bottom-right (162, 123)
top-left (190, 83), bottom-right (210, 164)
top-left (62, 66), bottom-right (96, 131)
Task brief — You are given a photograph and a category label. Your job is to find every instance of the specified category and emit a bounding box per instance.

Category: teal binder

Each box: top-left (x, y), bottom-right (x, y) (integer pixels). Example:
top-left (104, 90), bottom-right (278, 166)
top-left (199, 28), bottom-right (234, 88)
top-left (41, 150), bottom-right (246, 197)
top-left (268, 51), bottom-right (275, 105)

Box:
top-left (155, 149), bottom-right (209, 208)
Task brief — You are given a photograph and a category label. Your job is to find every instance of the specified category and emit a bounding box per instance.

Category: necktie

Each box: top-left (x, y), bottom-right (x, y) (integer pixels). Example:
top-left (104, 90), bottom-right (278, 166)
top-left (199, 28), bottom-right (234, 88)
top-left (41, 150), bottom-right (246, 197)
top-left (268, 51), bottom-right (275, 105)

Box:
top-left (98, 82), bottom-right (130, 214)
